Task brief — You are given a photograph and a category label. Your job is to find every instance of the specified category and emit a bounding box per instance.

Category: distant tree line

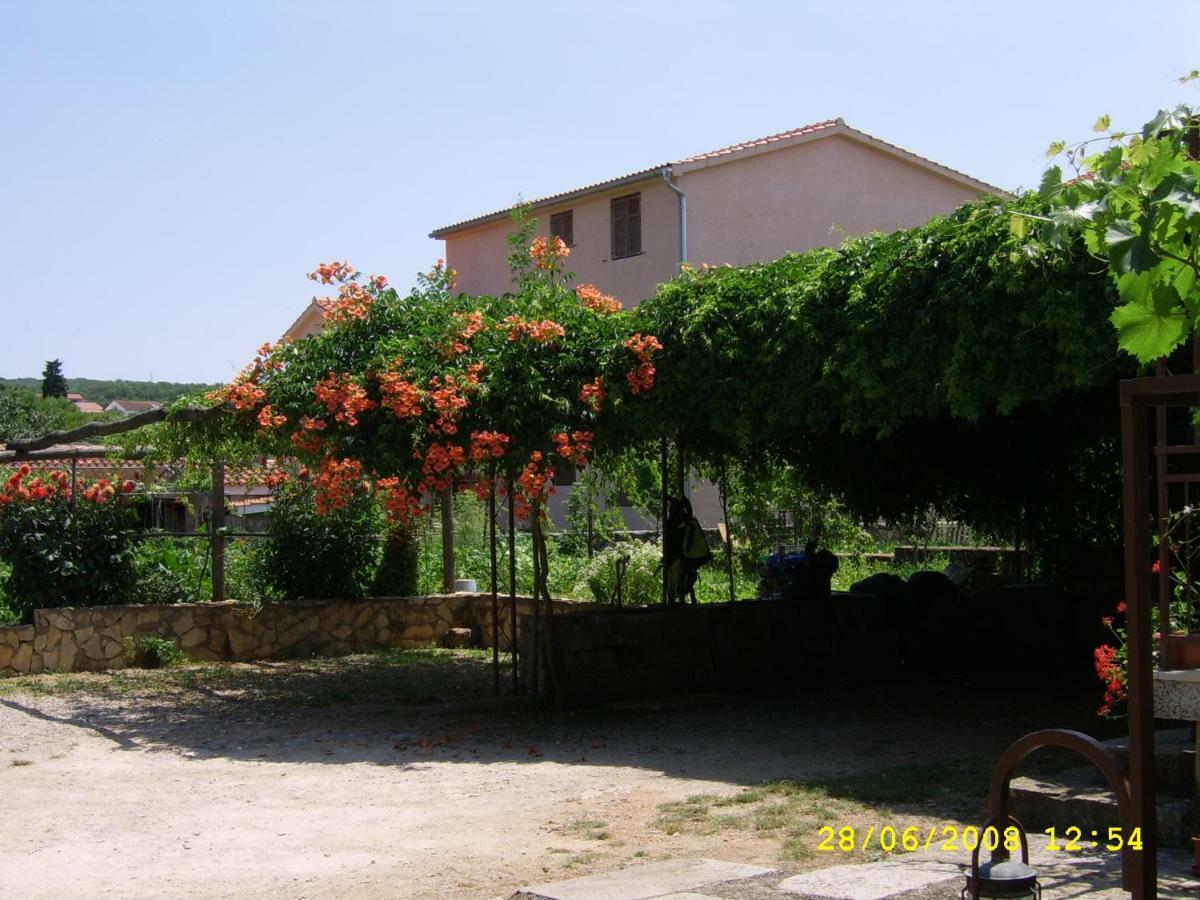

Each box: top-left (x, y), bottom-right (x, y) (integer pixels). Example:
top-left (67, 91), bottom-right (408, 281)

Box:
top-left (0, 376), bottom-right (219, 408)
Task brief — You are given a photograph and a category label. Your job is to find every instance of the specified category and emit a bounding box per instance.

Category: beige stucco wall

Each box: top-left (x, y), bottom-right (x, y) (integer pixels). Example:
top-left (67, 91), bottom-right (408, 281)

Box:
top-left (445, 176), bottom-right (682, 307)
top-left (438, 133), bottom-right (990, 310)
top-left (680, 134), bottom-right (985, 267)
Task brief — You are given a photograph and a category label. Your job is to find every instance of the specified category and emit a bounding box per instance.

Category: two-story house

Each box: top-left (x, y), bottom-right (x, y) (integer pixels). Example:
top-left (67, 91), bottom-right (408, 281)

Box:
top-left (428, 118), bottom-right (1003, 306)
top-left (424, 119), bottom-right (1003, 530)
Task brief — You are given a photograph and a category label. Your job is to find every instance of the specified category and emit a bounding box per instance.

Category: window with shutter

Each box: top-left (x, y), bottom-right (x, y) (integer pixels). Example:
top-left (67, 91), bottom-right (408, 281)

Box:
top-left (610, 193), bottom-right (642, 259)
top-left (550, 210), bottom-right (574, 247)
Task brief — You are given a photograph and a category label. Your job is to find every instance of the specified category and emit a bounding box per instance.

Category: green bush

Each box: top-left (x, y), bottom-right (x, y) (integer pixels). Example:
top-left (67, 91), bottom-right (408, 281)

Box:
top-left (127, 538), bottom-right (209, 604)
top-left (573, 540), bottom-right (663, 605)
top-left (0, 471), bottom-right (138, 619)
top-left (224, 538), bottom-right (277, 606)
top-left (373, 527), bottom-right (419, 596)
top-left (0, 560), bottom-right (17, 625)
top-left (122, 634), bottom-right (187, 669)
top-left (254, 481), bottom-right (383, 599)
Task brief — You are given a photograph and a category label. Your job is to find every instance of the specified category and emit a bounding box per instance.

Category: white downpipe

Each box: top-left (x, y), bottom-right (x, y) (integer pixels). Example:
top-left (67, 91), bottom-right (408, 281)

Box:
top-left (661, 167), bottom-right (687, 265)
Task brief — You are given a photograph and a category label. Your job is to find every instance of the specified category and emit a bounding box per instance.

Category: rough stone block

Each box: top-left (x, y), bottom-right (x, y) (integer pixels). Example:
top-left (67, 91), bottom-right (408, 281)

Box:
top-left (58, 634), bottom-right (77, 670)
top-left (136, 609), bottom-right (162, 626)
top-left (12, 643), bottom-right (33, 672)
top-left (0, 644), bottom-right (14, 668)
top-left (29, 654), bottom-right (43, 674)
top-left (44, 626), bottom-right (62, 651)
top-left (179, 627), bottom-right (208, 649)
top-left (172, 611), bottom-right (194, 635)
top-left (74, 626), bottom-right (95, 644)
top-left (401, 621), bottom-right (432, 640)
top-left (227, 628), bottom-right (258, 657)
top-left (33, 634), bottom-right (46, 653)
top-left (45, 611), bottom-right (73, 631)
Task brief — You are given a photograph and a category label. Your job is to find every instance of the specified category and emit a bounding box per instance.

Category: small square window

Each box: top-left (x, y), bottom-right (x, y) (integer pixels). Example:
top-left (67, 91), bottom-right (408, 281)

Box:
top-left (610, 193), bottom-right (642, 259)
top-left (550, 210), bottom-right (574, 247)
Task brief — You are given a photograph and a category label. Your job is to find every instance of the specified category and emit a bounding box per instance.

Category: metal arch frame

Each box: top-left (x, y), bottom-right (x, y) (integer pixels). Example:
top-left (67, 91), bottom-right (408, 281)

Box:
top-left (985, 729), bottom-right (1139, 895)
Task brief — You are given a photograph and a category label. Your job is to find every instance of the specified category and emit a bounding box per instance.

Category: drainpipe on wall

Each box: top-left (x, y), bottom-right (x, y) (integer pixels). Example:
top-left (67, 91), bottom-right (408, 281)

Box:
top-left (661, 166), bottom-right (687, 265)
top-left (661, 167), bottom-right (691, 502)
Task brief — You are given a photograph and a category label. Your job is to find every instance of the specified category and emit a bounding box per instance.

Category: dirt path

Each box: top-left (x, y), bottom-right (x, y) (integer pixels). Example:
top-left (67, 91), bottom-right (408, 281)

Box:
top-left (0, 665), bottom-right (1100, 899)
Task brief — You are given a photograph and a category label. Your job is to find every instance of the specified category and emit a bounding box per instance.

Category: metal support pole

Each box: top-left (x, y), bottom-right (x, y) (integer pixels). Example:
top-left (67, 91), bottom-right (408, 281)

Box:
top-left (440, 486), bottom-right (455, 593)
top-left (1120, 392), bottom-right (1157, 898)
top-left (720, 460), bottom-right (735, 603)
top-left (661, 437), bottom-right (669, 606)
top-left (489, 468), bottom-right (499, 696)
top-left (211, 459), bottom-right (226, 602)
top-left (508, 471), bottom-right (518, 695)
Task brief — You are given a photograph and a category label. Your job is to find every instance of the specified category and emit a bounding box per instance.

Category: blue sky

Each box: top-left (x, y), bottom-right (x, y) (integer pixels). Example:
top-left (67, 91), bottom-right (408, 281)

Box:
top-left (1, 1), bottom-right (1197, 384)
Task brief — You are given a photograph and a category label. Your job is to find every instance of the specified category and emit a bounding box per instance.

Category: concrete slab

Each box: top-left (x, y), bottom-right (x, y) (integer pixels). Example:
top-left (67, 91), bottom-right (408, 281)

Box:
top-left (777, 860), bottom-right (962, 899)
top-left (517, 858), bottom-right (775, 900)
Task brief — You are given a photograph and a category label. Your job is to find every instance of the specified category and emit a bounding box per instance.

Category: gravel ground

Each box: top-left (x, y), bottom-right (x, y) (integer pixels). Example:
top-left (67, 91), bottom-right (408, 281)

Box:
top-left (0, 659), bottom-right (1124, 898)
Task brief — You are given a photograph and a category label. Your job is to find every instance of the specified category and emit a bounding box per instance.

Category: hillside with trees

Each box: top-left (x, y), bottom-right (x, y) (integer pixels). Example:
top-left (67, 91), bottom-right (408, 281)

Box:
top-left (0, 377), bottom-right (218, 408)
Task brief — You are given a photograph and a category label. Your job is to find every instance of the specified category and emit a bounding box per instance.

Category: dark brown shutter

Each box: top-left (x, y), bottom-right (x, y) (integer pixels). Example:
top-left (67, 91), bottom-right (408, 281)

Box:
top-left (610, 194), bottom-right (641, 259)
top-left (627, 194), bottom-right (641, 256)
top-left (611, 196), bottom-right (627, 258)
top-left (551, 210), bottom-right (573, 247)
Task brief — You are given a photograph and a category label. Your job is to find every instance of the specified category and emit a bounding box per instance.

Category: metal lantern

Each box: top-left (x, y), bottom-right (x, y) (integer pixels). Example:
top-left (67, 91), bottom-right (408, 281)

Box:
top-left (961, 816), bottom-right (1041, 899)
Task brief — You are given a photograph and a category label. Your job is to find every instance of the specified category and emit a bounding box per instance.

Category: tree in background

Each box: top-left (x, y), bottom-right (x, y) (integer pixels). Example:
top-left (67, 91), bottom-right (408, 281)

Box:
top-left (40, 360), bottom-right (68, 399)
top-left (0, 385), bottom-right (89, 444)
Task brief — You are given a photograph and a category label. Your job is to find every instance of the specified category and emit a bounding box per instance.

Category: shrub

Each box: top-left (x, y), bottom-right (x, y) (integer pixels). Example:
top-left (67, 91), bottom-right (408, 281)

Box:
top-left (122, 634), bottom-right (187, 669)
top-left (127, 538), bottom-right (208, 604)
top-left (573, 540), bottom-right (663, 605)
top-left (0, 561), bottom-right (16, 625)
top-left (254, 480), bottom-right (383, 599)
top-left (225, 537), bottom-right (277, 607)
top-left (0, 467), bottom-right (139, 619)
top-left (373, 527), bottom-right (418, 596)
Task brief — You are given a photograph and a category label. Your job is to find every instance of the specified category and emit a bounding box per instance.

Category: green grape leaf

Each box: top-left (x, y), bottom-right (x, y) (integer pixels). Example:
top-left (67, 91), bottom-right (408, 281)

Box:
top-left (1110, 289), bottom-right (1188, 363)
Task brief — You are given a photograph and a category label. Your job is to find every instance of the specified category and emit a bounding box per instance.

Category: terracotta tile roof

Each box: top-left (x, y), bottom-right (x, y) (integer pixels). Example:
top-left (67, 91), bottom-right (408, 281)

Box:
top-left (2, 447), bottom-right (282, 497)
top-left (430, 164), bottom-right (664, 238)
top-left (675, 119), bottom-right (841, 163)
top-left (429, 118), bottom-right (1007, 238)
top-left (73, 402), bottom-right (104, 414)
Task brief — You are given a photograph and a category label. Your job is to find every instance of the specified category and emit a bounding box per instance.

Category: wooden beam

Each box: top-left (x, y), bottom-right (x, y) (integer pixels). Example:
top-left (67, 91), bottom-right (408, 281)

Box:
top-left (0, 447), bottom-right (149, 463)
top-left (5, 405), bottom-right (222, 453)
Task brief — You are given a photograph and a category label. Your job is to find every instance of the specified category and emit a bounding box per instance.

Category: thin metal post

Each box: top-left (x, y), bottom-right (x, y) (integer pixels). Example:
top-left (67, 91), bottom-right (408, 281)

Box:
top-left (720, 459), bottom-right (735, 603)
top-left (530, 506), bottom-right (541, 700)
top-left (489, 467), bottom-right (499, 697)
top-left (508, 470), bottom-right (518, 695)
top-left (211, 459), bottom-right (226, 601)
top-left (440, 486), bottom-right (455, 593)
top-left (1120, 392), bottom-right (1157, 898)
top-left (660, 437), bottom-right (669, 606)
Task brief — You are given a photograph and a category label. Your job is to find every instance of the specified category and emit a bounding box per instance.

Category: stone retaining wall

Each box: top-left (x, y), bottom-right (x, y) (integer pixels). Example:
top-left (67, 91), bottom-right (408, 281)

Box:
top-left (0, 593), bottom-right (599, 676)
top-left (537, 584), bottom-right (1114, 706)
